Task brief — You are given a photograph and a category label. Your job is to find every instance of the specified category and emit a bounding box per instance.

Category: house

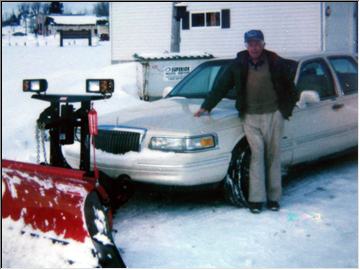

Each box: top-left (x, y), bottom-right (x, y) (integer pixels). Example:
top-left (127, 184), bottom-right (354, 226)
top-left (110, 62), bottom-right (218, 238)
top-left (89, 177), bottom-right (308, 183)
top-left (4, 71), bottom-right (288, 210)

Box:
top-left (46, 15), bottom-right (109, 37)
top-left (110, 2), bottom-right (358, 63)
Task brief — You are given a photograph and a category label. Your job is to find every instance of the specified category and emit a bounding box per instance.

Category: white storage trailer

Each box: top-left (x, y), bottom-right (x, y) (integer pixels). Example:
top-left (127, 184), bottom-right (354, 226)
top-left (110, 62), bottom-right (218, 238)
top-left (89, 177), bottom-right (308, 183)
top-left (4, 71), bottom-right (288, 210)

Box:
top-left (133, 52), bottom-right (214, 100)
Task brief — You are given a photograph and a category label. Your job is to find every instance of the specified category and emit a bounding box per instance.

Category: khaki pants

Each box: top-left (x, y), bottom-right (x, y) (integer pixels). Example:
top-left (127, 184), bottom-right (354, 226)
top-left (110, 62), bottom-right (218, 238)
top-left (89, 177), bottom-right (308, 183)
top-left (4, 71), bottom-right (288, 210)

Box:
top-left (243, 109), bottom-right (284, 203)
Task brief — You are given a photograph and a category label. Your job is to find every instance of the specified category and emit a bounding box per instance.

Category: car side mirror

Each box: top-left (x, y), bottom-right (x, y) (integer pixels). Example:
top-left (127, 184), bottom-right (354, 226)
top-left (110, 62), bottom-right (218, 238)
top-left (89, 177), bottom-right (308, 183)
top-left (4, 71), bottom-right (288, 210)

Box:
top-left (162, 86), bottom-right (173, 98)
top-left (296, 90), bottom-right (320, 109)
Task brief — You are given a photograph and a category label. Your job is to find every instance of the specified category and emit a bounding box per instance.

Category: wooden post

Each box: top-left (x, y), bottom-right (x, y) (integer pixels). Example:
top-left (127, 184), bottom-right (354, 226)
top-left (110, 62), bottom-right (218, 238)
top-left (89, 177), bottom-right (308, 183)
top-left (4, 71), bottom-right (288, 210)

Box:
top-left (60, 30), bottom-right (63, 47)
top-left (88, 30), bottom-right (92, 46)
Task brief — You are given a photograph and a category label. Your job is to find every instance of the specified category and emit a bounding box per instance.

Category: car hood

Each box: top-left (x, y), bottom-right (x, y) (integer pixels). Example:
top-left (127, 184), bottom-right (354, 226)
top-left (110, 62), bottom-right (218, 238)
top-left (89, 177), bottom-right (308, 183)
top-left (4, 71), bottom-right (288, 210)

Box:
top-left (98, 97), bottom-right (241, 134)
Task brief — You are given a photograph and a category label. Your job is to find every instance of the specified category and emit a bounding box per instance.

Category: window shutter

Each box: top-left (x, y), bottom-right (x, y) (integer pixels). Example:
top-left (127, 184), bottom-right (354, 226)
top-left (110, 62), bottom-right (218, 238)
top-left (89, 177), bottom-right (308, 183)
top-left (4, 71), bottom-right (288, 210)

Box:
top-left (221, 9), bottom-right (230, 28)
top-left (182, 11), bottom-right (190, 30)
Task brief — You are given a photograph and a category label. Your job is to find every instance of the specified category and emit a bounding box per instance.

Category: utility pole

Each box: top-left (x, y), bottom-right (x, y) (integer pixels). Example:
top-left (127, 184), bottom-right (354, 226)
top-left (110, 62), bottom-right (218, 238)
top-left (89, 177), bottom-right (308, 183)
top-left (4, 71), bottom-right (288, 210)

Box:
top-left (170, 2), bottom-right (181, 52)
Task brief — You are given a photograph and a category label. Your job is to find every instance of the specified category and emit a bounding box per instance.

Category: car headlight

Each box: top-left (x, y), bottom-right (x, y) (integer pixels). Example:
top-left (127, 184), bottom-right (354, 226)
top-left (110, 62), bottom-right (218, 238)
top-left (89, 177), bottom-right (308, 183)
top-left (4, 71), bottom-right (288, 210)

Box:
top-left (149, 134), bottom-right (217, 152)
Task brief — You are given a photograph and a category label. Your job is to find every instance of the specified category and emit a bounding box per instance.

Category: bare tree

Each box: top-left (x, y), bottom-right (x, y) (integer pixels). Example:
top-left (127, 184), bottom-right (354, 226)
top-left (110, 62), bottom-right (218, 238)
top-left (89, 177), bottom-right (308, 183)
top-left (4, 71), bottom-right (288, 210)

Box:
top-left (29, 2), bottom-right (49, 35)
top-left (2, 12), bottom-right (9, 23)
top-left (17, 3), bottom-right (31, 33)
top-left (17, 2), bottom-right (31, 17)
top-left (30, 2), bottom-right (42, 16)
top-left (93, 2), bottom-right (109, 17)
top-left (42, 3), bottom-right (51, 15)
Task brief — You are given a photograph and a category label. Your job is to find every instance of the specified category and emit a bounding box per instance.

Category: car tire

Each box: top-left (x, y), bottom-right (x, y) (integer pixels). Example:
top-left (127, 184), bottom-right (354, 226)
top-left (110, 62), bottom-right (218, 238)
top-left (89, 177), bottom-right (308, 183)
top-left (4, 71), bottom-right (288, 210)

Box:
top-left (99, 172), bottom-right (134, 211)
top-left (223, 142), bottom-right (251, 207)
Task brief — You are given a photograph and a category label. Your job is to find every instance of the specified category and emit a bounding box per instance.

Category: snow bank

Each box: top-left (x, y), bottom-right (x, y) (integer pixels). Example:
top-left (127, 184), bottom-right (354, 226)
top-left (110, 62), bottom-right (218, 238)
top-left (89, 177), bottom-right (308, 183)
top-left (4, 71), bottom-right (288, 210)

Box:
top-left (2, 43), bottom-right (144, 163)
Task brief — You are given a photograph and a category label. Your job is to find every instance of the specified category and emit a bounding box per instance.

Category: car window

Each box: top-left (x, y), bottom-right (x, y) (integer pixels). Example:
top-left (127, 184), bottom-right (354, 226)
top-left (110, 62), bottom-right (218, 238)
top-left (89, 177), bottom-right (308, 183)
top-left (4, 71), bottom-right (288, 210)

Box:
top-left (328, 56), bottom-right (358, 94)
top-left (169, 62), bottom-right (235, 98)
top-left (176, 65), bottom-right (221, 96)
top-left (297, 59), bottom-right (336, 99)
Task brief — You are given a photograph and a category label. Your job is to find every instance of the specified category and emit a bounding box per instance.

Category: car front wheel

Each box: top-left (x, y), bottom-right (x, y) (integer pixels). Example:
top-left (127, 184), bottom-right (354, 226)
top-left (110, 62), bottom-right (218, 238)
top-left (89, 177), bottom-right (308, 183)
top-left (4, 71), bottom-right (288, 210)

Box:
top-left (223, 143), bottom-right (251, 207)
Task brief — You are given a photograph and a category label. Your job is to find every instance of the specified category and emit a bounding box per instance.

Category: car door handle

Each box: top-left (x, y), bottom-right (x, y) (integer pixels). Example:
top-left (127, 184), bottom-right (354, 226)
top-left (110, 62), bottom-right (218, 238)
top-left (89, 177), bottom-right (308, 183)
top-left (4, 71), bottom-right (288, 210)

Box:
top-left (332, 103), bottom-right (344, 110)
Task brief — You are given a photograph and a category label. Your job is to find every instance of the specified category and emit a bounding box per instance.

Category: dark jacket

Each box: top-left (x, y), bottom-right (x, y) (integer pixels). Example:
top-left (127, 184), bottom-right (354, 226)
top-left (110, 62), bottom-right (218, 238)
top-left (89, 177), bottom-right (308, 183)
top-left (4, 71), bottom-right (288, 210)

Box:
top-left (200, 49), bottom-right (299, 120)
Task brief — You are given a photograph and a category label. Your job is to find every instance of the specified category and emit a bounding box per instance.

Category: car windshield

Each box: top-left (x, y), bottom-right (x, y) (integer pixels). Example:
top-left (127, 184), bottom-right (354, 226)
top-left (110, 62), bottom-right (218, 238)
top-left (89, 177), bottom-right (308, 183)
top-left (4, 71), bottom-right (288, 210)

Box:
top-left (168, 61), bottom-right (236, 99)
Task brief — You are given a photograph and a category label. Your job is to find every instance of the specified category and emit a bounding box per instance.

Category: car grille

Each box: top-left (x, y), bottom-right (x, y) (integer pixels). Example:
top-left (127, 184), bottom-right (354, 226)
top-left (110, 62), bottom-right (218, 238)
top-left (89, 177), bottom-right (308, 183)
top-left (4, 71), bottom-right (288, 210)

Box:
top-left (94, 129), bottom-right (141, 154)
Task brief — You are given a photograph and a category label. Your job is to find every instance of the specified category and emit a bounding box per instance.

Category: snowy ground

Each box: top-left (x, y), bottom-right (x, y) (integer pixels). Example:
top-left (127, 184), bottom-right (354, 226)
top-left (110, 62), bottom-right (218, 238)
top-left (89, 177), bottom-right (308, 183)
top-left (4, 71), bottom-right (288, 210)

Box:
top-left (113, 151), bottom-right (358, 268)
top-left (2, 36), bottom-right (358, 268)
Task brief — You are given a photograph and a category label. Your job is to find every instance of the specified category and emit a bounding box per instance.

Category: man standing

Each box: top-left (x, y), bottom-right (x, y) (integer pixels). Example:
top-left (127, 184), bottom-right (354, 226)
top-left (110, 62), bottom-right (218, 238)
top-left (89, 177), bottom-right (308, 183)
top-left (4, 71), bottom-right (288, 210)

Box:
top-left (194, 30), bottom-right (299, 214)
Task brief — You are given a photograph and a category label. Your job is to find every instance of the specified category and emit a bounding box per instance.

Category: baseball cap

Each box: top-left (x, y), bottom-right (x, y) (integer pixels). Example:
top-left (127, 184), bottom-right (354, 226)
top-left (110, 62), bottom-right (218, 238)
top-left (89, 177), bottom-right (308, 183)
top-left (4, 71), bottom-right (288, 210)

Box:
top-left (244, 30), bottom-right (264, 43)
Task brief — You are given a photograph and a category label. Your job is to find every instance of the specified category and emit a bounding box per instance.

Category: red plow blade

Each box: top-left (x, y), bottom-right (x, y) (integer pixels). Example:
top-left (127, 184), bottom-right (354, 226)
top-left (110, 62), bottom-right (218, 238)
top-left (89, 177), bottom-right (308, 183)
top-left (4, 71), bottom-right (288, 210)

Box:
top-left (2, 159), bottom-right (125, 267)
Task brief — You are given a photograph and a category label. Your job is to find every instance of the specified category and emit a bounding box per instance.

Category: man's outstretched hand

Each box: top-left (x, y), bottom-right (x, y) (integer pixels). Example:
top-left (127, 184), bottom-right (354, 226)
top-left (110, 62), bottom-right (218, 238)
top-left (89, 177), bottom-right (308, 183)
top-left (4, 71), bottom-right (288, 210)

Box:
top-left (193, 107), bottom-right (210, 117)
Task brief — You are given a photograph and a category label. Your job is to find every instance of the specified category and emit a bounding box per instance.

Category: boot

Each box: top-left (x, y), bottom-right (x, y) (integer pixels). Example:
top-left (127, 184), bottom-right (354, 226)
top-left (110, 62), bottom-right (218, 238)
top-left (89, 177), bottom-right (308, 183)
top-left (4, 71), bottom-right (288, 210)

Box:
top-left (248, 202), bottom-right (263, 214)
top-left (266, 200), bottom-right (280, 211)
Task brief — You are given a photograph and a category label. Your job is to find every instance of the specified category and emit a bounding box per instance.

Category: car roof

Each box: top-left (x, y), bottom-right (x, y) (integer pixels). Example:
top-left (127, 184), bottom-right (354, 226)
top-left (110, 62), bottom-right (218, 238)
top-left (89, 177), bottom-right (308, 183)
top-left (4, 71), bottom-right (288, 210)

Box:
top-left (209, 51), bottom-right (357, 63)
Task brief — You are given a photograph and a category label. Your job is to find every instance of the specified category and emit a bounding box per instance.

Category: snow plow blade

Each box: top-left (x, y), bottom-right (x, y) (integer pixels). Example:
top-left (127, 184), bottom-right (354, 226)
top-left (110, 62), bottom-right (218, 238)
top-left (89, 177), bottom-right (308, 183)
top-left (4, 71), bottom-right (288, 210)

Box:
top-left (2, 159), bottom-right (126, 268)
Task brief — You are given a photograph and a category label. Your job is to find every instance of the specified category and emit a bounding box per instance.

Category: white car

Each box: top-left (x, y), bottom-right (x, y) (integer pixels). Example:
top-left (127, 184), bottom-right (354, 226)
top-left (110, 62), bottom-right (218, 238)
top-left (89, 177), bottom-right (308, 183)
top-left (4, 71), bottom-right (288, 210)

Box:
top-left (64, 52), bottom-right (357, 206)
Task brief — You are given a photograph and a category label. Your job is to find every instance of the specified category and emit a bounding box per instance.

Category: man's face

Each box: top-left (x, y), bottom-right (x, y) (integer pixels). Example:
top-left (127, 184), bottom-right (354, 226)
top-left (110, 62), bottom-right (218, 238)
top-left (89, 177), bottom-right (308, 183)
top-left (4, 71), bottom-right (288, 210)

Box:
top-left (246, 40), bottom-right (265, 59)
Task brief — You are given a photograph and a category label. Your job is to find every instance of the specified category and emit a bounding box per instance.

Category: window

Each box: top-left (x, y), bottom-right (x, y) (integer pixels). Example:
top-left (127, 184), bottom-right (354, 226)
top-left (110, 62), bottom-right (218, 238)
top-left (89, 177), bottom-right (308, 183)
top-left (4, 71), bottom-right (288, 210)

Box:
top-left (182, 10), bottom-right (230, 30)
top-left (328, 56), bottom-right (357, 94)
top-left (168, 62), bottom-right (235, 99)
top-left (206, 12), bottom-right (220, 27)
top-left (191, 13), bottom-right (205, 27)
top-left (297, 59), bottom-right (336, 99)
top-left (191, 12), bottom-right (221, 28)
top-left (172, 65), bottom-right (221, 96)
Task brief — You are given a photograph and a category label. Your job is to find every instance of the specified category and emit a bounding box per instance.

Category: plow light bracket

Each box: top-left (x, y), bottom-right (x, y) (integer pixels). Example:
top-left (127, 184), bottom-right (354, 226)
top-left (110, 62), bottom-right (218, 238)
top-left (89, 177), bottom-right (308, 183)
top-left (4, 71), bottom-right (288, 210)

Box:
top-left (23, 79), bottom-right (48, 93)
top-left (86, 79), bottom-right (114, 96)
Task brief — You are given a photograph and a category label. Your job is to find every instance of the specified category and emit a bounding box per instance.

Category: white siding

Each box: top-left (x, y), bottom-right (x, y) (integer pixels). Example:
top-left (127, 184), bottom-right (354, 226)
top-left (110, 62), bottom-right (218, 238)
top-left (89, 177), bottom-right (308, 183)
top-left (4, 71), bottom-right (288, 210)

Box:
top-left (325, 2), bottom-right (357, 53)
top-left (111, 2), bottom-right (173, 62)
top-left (181, 2), bottom-right (322, 57)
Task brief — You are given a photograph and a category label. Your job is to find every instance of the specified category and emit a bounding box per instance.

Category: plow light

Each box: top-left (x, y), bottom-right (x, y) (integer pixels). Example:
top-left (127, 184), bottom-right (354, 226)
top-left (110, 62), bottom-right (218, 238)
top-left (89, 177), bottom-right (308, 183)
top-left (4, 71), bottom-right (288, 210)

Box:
top-left (86, 79), bottom-right (114, 95)
top-left (23, 79), bottom-right (48, 93)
